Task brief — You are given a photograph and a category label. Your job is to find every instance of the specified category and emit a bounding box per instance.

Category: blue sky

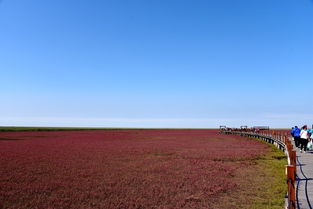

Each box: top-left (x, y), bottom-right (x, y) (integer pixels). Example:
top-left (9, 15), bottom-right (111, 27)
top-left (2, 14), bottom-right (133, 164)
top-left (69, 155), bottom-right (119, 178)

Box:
top-left (0, 0), bottom-right (312, 128)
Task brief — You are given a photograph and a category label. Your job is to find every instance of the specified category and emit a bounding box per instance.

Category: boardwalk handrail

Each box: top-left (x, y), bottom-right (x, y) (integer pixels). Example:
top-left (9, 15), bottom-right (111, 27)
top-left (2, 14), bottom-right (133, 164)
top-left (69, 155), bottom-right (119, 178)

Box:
top-left (220, 129), bottom-right (296, 209)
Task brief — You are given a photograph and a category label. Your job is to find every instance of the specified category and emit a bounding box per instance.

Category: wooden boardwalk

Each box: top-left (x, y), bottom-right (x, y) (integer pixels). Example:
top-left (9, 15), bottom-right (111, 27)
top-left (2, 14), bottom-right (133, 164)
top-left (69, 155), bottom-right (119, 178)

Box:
top-left (296, 148), bottom-right (313, 209)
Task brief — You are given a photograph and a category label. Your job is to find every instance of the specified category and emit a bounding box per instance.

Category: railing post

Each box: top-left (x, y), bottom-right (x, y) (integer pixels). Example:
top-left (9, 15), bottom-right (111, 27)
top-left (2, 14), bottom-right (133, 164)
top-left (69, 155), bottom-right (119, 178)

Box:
top-left (287, 165), bottom-right (296, 209)
top-left (291, 150), bottom-right (297, 178)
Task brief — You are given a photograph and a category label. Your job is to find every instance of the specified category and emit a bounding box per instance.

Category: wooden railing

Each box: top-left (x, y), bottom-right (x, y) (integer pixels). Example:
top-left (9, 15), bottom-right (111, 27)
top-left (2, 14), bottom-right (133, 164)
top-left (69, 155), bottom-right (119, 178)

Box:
top-left (220, 129), bottom-right (296, 209)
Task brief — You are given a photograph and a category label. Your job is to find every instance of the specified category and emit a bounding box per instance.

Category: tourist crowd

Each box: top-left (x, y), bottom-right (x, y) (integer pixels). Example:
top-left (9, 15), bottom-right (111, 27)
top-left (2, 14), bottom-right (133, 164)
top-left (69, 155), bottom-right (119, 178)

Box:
top-left (291, 125), bottom-right (313, 153)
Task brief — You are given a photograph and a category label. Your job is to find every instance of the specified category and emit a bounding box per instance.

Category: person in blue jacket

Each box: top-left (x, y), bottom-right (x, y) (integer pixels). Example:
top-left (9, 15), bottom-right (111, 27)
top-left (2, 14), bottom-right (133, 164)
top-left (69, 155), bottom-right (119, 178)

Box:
top-left (290, 127), bottom-right (295, 137)
top-left (307, 126), bottom-right (313, 140)
top-left (293, 126), bottom-right (301, 148)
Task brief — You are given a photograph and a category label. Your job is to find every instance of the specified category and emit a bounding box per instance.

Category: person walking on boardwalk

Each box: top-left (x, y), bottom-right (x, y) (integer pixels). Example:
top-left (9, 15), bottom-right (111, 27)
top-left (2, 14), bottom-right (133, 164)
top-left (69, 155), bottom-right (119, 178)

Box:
top-left (307, 127), bottom-right (313, 150)
top-left (293, 126), bottom-right (301, 148)
top-left (290, 127), bottom-right (295, 137)
top-left (308, 126), bottom-right (313, 139)
top-left (300, 125), bottom-right (309, 153)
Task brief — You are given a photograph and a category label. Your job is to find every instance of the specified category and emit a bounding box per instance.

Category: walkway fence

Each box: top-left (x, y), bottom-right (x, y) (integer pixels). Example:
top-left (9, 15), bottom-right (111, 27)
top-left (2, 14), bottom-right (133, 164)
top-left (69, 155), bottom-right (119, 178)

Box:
top-left (220, 129), bottom-right (296, 209)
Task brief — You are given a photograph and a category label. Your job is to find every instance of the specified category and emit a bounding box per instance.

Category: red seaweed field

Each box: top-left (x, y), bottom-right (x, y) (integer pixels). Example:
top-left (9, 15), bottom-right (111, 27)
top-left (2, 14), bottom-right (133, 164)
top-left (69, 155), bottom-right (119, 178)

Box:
top-left (0, 129), bottom-right (269, 209)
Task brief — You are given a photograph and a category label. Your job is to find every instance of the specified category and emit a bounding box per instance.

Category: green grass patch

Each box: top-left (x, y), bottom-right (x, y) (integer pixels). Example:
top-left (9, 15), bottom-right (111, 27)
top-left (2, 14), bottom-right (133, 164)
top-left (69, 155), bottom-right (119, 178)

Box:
top-left (213, 139), bottom-right (287, 209)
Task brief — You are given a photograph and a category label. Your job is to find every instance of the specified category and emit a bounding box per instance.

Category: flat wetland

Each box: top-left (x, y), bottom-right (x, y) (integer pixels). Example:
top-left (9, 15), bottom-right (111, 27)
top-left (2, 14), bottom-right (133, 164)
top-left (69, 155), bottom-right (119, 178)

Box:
top-left (0, 129), bottom-right (287, 209)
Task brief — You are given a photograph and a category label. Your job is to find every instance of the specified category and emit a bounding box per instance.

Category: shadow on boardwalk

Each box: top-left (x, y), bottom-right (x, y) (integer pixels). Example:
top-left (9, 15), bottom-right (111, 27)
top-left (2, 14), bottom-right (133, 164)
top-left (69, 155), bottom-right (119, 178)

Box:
top-left (296, 149), bottom-right (313, 209)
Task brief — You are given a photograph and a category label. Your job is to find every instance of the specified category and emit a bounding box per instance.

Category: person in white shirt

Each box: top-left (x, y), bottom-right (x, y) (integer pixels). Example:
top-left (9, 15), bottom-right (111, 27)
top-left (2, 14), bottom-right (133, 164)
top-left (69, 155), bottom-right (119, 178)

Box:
top-left (300, 125), bottom-right (309, 153)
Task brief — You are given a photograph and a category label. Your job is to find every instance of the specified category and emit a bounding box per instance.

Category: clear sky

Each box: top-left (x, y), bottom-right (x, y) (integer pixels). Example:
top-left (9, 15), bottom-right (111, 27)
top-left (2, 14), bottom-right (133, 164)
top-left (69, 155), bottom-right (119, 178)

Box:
top-left (0, 0), bottom-right (312, 128)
